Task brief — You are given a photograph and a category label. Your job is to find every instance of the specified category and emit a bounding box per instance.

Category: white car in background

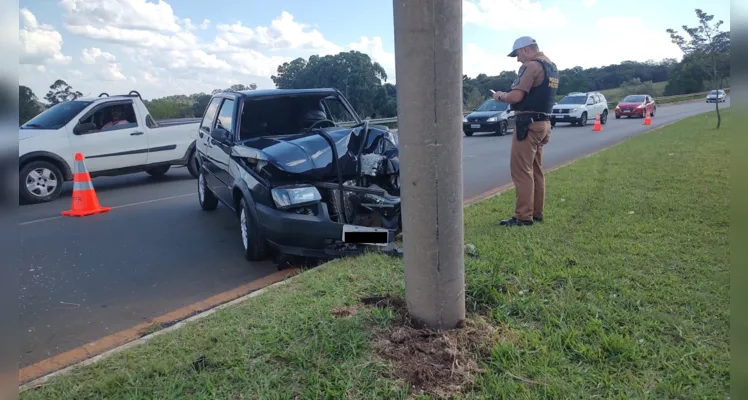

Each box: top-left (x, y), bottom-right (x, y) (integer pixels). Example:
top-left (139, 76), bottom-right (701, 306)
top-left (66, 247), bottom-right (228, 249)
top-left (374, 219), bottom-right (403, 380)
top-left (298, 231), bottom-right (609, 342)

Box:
top-left (705, 89), bottom-right (727, 103)
top-left (550, 92), bottom-right (609, 127)
top-left (19, 91), bottom-right (201, 204)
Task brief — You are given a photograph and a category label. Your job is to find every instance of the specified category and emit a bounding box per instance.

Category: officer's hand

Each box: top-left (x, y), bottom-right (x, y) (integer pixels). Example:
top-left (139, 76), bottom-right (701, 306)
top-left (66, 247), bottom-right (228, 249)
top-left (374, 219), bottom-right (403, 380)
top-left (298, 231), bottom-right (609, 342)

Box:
top-left (492, 91), bottom-right (505, 101)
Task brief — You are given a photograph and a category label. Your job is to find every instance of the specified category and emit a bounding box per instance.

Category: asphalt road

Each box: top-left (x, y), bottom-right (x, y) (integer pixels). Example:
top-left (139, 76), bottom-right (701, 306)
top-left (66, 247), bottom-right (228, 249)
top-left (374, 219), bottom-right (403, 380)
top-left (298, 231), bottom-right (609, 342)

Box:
top-left (18, 99), bottom-right (729, 368)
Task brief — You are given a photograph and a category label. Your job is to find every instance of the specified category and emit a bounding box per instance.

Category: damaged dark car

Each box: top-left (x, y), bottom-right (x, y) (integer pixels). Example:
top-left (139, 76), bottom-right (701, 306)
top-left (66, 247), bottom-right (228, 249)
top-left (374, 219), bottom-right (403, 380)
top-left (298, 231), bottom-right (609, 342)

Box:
top-left (195, 88), bottom-right (402, 262)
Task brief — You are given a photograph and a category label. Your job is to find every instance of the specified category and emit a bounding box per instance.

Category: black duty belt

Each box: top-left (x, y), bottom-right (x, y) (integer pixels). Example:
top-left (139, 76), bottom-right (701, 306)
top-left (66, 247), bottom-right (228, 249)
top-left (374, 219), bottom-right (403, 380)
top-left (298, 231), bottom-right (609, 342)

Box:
top-left (515, 112), bottom-right (550, 121)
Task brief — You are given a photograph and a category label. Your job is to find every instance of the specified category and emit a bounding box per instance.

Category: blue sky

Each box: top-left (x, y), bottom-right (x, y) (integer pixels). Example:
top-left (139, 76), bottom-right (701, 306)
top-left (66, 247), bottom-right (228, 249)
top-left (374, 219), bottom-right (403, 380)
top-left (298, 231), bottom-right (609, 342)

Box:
top-left (19, 0), bottom-right (731, 100)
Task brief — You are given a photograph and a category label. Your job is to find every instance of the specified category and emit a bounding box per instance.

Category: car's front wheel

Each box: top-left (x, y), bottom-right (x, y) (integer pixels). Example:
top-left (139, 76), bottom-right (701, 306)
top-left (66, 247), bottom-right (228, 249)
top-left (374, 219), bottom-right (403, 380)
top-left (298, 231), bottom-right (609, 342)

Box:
top-left (495, 121), bottom-right (507, 136)
top-left (198, 171), bottom-right (218, 211)
top-left (464, 131), bottom-right (473, 137)
top-left (578, 112), bottom-right (588, 126)
top-left (600, 110), bottom-right (608, 124)
top-left (20, 160), bottom-right (64, 204)
top-left (239, 197), bottom-right (267, 261)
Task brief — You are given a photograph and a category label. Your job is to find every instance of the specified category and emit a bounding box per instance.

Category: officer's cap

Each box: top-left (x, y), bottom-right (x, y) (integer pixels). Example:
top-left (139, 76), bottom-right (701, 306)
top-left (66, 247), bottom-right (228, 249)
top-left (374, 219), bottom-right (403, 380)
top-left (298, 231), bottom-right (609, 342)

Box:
top-left (508, 36), bottom-right (537, 57)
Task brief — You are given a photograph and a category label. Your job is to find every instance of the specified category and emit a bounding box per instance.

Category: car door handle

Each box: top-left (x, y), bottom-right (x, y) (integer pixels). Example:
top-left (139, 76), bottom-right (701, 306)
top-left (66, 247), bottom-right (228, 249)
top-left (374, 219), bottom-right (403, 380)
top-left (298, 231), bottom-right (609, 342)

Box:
top-left (130, 131), bottom-right (144, 136)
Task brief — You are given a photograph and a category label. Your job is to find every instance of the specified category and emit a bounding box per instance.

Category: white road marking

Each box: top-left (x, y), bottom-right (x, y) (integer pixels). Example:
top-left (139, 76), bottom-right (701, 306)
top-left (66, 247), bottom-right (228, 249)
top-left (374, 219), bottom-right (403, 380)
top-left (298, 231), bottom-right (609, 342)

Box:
top-left (19, 193), bottom-right (196, 226)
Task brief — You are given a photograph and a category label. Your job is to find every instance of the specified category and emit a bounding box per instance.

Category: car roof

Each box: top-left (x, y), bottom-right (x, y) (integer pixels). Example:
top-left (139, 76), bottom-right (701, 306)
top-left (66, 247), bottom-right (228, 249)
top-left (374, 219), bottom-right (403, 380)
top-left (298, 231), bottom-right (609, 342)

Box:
top-left (213, 88), bottom-right (342, 100)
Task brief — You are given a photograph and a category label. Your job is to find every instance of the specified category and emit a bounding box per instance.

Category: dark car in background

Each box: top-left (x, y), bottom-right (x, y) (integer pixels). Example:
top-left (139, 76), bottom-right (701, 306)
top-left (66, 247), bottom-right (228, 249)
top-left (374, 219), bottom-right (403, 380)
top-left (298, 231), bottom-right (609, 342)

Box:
top-left (462, 99), bottom-right (515, 137)
top-left (615, 94), bottom-right (656, 119)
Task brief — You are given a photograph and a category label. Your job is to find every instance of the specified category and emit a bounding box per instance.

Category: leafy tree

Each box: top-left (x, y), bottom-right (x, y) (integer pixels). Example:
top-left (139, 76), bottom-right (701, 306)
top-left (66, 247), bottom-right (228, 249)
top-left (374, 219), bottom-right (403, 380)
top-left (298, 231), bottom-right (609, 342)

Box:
top-left (19, 85), bottom-right (43, 125)
top-left (44, 79), bottom-right (83, 107)
top-left (212, 83), bottom-right (257, 94)
top-left (667, 8), bottom-right (730, 128)
top-left (271, 51), bottom-right (392, 119)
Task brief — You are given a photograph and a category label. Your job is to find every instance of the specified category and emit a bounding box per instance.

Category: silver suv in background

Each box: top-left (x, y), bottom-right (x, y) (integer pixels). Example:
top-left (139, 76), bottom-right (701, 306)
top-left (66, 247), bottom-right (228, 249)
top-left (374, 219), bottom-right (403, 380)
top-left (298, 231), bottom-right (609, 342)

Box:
top-left (550, 92), bottom-right (609, 127)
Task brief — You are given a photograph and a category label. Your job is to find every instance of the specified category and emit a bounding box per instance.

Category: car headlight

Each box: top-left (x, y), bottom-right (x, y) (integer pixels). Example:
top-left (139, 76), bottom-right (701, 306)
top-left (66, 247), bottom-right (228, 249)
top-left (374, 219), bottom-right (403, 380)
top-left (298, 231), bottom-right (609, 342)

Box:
top-left (569, 108), bottom-right (578, 113)
top-left (463, 117), bottom-right (468, 123)
top-left (271, 184), bottom-right (321, 210)
top-left (486, 116), bottom-right (498, 122)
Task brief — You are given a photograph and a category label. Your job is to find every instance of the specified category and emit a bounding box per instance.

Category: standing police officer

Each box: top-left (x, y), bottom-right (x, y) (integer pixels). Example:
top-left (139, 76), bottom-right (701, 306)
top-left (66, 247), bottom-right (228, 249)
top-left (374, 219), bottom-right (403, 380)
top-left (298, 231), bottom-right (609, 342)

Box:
top-left (492, 36), bottom-right (559, 227)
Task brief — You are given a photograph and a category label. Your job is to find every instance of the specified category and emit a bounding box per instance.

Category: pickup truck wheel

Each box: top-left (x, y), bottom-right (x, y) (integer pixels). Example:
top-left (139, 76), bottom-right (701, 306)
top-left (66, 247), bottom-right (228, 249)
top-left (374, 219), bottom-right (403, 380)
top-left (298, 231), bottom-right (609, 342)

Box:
top-left (20, 161), bottom-right (63, 204)
top-left (198, 171), bottom-right (218, 211)
top-left (239, 197), bottom-right (267, 261)
top-left (187, 150), bottom-right (199, 179)
top-left (146, 165), bottom-right (170, 176)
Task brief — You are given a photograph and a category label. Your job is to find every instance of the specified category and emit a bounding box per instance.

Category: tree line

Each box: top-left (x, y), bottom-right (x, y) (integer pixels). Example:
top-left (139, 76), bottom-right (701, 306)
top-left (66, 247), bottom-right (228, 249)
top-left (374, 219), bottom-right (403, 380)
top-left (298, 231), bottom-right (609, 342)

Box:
top-left (19, 9), bottom-right (728, 126)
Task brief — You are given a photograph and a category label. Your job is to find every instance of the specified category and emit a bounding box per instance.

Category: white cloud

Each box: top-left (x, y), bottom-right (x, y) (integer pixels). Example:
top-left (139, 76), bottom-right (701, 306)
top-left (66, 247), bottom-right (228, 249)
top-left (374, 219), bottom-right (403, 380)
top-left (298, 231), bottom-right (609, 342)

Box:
top-left (583, 0), bottom-right (597, 6)
top-left (544, 17), bottom-right (683, 69)
top-left (215, 11), bottom-right (342, 54)
top-left (349, 36), bottom-right (395, 81)
top-left (19, 8), bottom-right (72, 66)
top-left (60, 0), bottom-right (182, 34)
top-left (80, 47), bottom-right (126, 81)
top-left (463, 0), bottom-right (568, 30)
top-left (463, 43), bottom-right (523, 79)
top-left (199, 19), bottom-right (211, 30)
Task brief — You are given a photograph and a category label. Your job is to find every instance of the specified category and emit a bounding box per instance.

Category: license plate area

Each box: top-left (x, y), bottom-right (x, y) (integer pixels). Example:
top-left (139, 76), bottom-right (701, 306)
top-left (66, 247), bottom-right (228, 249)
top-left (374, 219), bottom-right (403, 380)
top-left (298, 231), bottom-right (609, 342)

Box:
top-left (342, 225), bottom-right (390, 246)
top-left (470, 124), bottom-right (480, 129)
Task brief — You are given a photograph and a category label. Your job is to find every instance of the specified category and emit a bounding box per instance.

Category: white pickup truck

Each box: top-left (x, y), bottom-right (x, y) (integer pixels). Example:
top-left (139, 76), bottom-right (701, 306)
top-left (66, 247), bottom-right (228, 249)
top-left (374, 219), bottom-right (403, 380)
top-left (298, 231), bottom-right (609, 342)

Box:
top-left (19, 91), bottom-right (201, 204)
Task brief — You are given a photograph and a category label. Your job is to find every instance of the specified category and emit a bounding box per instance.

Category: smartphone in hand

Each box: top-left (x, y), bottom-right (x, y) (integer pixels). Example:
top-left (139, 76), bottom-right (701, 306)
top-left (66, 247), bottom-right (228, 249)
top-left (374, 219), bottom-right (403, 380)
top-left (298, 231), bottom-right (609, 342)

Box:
top-left (489, 89), bottom-right (496, 95)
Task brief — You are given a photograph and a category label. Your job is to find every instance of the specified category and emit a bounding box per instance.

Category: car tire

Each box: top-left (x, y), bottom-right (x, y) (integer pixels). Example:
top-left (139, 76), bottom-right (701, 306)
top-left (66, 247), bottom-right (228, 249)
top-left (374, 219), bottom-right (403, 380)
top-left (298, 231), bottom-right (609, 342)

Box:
top-left (146, 165), bottom-right (170, 176)
top-left (19, 160), bottom-right (64, 204)
top-left (495, 121), bottom-right (507, 136)
top-left (187, 149), bottom-right (199, 179)
top-left (601, 110), bottom-right (608, 125)
top-left (650, 107), bottom-right (656, 117)
top-left (579, 112), bottom-right (587, 127)
top-left (550, 120), bottom-right (556, 127)
top-left (198, 171), bottom-right (218, 211)
top-left (615, 114), bottom-right (621, 119)
top-left (464, 131), bottom-right (473, 137)
top-left (239, 196), bottom-right (268, 261)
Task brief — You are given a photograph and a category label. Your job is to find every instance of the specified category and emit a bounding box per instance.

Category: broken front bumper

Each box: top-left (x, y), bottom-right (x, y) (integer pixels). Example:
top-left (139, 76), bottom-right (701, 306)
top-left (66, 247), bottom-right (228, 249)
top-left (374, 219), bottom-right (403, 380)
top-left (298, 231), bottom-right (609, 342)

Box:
top-left (256, 201), bottom-right (399, 259)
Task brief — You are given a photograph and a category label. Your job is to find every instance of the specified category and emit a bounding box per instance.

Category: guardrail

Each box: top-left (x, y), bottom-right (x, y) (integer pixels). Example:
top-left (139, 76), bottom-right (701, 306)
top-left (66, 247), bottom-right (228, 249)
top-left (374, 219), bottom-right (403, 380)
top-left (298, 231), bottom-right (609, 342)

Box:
top-left (163, 88), bottom-right (729, 130)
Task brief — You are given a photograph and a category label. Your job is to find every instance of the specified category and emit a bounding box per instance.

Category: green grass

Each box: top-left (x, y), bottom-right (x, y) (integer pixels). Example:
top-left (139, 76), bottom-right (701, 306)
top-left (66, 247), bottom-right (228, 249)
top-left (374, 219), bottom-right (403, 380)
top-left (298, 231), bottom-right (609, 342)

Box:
top-left (21, 110), bottom-right (731, 399)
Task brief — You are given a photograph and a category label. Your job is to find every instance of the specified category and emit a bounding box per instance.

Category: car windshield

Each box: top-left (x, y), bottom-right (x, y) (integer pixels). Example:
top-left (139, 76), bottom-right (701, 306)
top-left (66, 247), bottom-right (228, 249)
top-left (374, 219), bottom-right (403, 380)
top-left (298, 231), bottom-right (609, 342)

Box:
top-left (709, 90), bottom-right (721, 95)
top-left (557, 95), bottom-right (587, 105)
top-left (622, 95), bottom-right (646, 103)
top-left (476, 99), bottom-right (509, 112)
top-left (21, 100), bottom-right (93, 129)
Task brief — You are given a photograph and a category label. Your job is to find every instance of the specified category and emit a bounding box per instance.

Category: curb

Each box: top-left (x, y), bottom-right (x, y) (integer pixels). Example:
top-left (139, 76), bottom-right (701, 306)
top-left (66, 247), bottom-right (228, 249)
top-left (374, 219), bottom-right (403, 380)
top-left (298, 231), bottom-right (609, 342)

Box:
top-left (18, 108), bottom-right (720, 391)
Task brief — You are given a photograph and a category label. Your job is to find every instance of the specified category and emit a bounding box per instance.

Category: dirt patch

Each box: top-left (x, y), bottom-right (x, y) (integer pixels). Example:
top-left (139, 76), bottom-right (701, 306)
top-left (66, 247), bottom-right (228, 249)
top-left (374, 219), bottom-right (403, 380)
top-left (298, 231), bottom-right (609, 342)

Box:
top-left (330, 305), bottom-right (361, 318)
top-left (363, 295), bottom-right (507, 398)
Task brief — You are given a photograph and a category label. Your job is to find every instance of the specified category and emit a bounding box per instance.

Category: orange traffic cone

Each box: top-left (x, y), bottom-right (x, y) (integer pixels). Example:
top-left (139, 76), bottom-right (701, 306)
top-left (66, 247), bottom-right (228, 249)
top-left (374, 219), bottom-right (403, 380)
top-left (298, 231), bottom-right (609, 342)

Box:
top-left (592, 113), bottom-right (602, 131)
top-left (643, 111), bottom-right (652, 125)
top-left (61, 153), bottom-right (111, 217)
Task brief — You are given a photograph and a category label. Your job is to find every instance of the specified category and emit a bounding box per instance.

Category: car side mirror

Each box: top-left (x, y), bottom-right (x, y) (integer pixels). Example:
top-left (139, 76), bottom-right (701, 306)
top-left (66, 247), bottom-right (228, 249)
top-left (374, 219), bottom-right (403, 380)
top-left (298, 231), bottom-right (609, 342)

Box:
top-left (210, 126), bottom-right (231, 144)
top-left (74, 122), bottom-right (97, 135)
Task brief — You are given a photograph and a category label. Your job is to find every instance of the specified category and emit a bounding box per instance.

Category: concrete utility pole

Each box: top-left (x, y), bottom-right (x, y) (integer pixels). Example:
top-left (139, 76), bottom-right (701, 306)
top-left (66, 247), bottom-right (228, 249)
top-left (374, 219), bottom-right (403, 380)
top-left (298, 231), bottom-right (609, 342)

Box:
top-left (392, 0), bottom-right (466, 330)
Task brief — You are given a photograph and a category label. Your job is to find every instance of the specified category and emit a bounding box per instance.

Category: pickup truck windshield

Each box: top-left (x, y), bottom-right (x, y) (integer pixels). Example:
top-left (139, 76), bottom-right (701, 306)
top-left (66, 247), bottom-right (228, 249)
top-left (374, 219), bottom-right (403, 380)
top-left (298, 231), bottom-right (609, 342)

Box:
top-left (21, 100), bottom-right (93, 130)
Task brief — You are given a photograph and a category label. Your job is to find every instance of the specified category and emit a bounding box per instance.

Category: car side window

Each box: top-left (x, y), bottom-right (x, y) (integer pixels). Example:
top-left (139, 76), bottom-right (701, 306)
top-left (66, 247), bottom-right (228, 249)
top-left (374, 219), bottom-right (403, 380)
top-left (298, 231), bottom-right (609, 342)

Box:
top-left (76, 101), bottom-right (138, 135)
top-left (215, 99), bottom-right (236, 136)
top-left (200, 98), bottom-right (222, 133)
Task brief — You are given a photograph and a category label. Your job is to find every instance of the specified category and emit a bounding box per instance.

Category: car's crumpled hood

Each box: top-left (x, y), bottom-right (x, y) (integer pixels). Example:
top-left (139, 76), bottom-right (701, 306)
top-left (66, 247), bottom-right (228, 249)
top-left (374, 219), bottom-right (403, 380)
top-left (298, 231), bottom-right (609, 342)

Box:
top-left (233, 126), bottom-right (399, 182)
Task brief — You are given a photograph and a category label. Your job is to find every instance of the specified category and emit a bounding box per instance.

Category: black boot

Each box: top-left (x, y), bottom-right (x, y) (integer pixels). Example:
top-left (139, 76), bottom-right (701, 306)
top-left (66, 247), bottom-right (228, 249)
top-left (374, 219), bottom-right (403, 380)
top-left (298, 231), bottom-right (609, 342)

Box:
top-left (533, 215), bottom-right (544, 222)
top-left (499, 216), bottom-right (534, 226)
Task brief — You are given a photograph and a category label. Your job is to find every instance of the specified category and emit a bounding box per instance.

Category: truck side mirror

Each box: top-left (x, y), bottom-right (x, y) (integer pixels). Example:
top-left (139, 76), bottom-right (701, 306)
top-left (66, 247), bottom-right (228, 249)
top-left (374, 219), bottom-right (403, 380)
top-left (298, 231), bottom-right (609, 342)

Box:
top-left (74, 122), bottom-right (97, 135)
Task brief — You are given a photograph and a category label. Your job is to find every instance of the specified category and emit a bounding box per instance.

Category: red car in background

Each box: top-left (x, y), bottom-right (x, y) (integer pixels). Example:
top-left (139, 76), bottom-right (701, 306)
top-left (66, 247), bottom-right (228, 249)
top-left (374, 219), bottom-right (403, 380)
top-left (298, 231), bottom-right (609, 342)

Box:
top-left (615, 94), bottom-right (656, 119)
